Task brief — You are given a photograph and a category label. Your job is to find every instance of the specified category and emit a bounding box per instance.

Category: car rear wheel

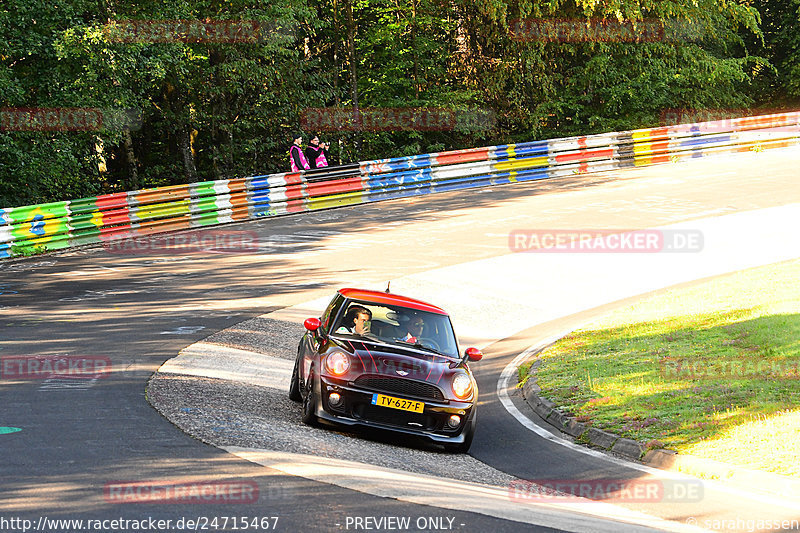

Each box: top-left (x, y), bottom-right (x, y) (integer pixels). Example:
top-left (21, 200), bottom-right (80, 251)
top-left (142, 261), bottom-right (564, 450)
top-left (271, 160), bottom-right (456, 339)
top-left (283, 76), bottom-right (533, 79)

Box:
top-left (288, 355), bottom-right (301, 402)
top-left (301, 371), bottom-right (318, 426)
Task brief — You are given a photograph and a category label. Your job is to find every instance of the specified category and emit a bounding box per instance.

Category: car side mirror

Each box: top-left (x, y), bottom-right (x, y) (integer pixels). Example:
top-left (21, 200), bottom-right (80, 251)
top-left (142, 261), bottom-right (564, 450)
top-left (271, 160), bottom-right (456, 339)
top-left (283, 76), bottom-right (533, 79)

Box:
top-left (304, 318), bottom-right (321, 332)
top-left (464, 347), bottom-right (482, 361)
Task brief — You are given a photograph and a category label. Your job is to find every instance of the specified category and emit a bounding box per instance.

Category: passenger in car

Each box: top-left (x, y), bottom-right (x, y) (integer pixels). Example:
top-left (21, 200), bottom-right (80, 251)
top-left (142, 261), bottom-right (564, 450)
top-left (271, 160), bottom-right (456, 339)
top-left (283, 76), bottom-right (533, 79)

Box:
top-left (336, 306), bottom-right (372, 335)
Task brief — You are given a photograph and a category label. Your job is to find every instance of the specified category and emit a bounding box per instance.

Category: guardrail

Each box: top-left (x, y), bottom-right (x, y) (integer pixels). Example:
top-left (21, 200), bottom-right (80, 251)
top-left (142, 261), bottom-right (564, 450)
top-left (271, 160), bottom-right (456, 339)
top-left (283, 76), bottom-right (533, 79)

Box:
top-left (1, 111), bottom-right (798, 258)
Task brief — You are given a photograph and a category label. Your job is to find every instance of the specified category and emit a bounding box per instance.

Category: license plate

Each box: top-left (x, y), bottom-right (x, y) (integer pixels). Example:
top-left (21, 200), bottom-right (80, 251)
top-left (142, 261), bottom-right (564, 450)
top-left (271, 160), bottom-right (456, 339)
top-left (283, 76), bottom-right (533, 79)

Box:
top-left (371, 394), bottom-right (424, 413)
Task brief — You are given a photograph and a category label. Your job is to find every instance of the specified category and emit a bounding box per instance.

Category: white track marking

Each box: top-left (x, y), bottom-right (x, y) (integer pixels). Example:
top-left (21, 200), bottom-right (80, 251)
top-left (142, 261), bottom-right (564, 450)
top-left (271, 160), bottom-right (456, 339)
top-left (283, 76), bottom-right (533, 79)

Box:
top-left (225, 448), bottom-right (704, 533)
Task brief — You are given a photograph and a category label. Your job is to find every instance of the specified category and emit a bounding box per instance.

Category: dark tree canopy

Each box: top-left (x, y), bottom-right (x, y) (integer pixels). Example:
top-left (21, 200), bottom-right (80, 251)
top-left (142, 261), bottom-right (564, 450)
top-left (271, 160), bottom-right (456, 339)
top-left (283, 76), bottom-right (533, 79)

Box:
top-left (1, 0), bottom-right (797, 206)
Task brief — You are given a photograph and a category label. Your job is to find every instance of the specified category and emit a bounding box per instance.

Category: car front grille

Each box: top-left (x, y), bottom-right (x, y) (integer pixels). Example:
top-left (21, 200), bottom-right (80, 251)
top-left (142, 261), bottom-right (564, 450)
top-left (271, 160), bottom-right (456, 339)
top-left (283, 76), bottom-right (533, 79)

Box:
top-left (353, 375), bottom-right (445, 401)
top-left (352, 403), bottom-right (438, 431)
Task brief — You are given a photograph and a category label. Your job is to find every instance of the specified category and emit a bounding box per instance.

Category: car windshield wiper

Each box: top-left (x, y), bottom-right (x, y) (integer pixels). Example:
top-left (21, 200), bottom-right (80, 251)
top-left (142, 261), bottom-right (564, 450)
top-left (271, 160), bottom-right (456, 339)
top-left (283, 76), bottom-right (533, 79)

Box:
top-left (408, 342), bottom-right (448, 357)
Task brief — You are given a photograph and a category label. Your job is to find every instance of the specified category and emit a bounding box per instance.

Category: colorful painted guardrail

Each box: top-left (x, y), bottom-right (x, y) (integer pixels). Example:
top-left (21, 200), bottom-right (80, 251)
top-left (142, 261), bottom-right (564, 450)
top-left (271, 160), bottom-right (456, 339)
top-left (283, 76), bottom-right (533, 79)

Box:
top-left (1, 111), bottom-right (798, 258)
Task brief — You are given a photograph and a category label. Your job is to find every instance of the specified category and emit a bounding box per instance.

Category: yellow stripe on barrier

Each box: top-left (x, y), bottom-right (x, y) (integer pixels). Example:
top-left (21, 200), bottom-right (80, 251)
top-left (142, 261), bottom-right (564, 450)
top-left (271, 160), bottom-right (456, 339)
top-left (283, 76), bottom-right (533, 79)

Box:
top-left (493, 157), bottom-right (548, 172)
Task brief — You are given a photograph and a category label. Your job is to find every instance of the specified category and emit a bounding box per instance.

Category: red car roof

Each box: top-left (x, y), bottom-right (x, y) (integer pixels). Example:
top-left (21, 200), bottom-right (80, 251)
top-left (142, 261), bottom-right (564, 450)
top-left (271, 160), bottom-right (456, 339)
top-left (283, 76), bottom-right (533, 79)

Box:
top-left (339, 288), bottom-right (449, 315)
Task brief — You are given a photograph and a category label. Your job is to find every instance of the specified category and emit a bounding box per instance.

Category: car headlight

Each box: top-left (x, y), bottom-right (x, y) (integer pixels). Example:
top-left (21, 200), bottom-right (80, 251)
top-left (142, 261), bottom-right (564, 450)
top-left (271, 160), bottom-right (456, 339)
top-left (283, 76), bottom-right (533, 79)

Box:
top-left (325, 351), bottom-right (350, 376)
top-left (451, 373), bottom-right (473, 399)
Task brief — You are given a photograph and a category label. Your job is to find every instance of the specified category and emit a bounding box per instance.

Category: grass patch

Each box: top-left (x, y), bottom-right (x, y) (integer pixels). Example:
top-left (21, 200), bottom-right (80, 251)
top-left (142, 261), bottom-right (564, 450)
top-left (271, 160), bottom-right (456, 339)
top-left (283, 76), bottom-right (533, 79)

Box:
top-left (517, 360), bottom-right (534, 388)
top-left (534, 259), bottom-right (800, 477)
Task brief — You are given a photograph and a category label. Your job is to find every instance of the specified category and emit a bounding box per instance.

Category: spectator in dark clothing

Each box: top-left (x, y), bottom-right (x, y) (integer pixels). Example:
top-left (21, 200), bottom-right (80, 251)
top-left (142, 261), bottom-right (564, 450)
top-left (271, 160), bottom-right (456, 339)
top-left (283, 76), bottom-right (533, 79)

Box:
top-left (289, 133), bottom-right (310, 172)
top-left (305, 135), bottom-right (330, 169)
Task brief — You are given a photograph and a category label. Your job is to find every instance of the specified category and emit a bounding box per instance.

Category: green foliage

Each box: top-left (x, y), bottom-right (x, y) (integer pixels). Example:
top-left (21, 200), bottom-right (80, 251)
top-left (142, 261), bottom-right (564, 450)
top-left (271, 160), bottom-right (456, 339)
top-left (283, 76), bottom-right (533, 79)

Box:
top-left (1, 0), bottom-right (797, 206)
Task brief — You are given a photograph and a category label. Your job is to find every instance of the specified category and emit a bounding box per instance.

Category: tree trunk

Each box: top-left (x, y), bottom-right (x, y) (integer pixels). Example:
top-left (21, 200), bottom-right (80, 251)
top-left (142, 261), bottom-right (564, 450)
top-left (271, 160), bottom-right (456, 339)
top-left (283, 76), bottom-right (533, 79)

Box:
top-left (345, 0), bottom-right (360, 156)
top-left (123, 127), bottom-right (139, 190)
top-left (411, 0), bottom-right (420, 98)
top-left (180, 127), bottom-right (198, 183)
top-left (333, 0), bottom-right (342, 165)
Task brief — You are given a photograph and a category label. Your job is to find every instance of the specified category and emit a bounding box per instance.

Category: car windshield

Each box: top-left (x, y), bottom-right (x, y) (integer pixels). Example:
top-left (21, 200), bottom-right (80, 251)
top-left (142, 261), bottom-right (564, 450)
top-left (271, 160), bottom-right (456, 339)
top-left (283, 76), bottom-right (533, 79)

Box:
top-left (332, 300), bottom-right (459, 357)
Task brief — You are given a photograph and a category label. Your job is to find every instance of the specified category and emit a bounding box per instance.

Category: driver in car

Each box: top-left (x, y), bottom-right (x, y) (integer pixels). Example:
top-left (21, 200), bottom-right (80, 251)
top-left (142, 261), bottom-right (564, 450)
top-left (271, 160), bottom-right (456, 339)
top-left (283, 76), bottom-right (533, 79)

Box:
top-left (336, 306), bottom-right (372, 335)
top-left (398, 313), bottom-right (425, 344)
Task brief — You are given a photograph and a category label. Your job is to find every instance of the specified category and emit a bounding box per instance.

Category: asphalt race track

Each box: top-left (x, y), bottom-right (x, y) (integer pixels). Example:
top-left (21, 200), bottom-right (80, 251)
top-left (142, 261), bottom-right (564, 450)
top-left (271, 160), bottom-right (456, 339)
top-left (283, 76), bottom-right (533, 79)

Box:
top-left (2, 147), bottom-right (800, 533)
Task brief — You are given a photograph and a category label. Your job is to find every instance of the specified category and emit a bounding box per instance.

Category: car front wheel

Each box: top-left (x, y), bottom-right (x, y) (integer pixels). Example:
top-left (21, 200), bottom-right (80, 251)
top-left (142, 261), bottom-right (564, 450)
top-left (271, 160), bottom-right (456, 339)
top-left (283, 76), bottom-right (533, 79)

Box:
top-left (301, 371), bottom-right (318, 426)
top-left (288, 355), bottom-right (302, 402)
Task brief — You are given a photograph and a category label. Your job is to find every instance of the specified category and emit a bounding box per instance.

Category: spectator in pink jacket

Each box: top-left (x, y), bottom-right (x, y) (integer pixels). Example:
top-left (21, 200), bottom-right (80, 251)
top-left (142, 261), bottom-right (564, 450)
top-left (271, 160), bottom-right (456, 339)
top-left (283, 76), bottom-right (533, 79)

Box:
top-left (305, 135), bottom-right (330, 169)
top-left (289, 133), bottom-right (310, 172)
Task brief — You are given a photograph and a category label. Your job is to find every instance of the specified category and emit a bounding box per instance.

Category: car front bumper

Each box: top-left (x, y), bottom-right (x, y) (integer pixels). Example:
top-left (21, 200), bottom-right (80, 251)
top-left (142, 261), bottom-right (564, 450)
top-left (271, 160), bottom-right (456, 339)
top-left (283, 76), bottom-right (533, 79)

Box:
top-left (313, 375), bottom-right (476, 444)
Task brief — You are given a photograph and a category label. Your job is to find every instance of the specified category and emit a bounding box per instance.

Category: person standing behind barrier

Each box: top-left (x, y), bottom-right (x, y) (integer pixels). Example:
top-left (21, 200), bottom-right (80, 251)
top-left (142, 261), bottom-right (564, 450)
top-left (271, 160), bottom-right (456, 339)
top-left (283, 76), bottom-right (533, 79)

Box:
top-left (289, 133), bottom-right (310, 172)
top-left (304, 135), bottom-right (330, 169)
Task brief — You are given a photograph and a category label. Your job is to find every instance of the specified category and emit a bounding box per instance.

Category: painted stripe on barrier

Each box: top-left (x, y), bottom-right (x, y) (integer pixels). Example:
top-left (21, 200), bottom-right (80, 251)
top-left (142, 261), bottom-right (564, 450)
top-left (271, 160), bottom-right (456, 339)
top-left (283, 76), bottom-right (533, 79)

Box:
top-left (548, 133), bottom-right (616, 153)
top-left (493, 156), bottom-right (549, 172)
top-left (552, 148), bottom-right (615, 165)
top-left (492, 141), bottom-right (549, 160)
top-left (431, 161), bottom-right (495, 180)
top-left (8, 202), bottom-right (71, 251)
top-left (489, 167), bottom-right (550, 186)
top-left (433, 147), bottom-right (492, 166)
top-left (367, 169), bottom-right (433, 200)
top-left (1, 112), bottom-right (798, 258)
top-left (0, 208), bottom-right (11, 258)
top-left (308, 190), bottom-right (365, 210)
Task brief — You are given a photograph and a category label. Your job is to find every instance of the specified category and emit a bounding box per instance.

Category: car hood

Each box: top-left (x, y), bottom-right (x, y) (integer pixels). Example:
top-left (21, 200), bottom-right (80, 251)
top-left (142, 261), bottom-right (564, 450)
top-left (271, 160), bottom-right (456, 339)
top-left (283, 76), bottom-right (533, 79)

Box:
top-left (332, 338), bottom-right (462, 382)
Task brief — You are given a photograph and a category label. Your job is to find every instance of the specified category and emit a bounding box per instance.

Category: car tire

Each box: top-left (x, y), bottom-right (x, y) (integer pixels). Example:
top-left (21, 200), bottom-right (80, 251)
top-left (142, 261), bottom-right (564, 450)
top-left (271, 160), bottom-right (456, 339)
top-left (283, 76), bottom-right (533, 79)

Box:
top-left (288, 355), bottom-right (302, 402)
top-left (301, 371), bottom-right (318, 426)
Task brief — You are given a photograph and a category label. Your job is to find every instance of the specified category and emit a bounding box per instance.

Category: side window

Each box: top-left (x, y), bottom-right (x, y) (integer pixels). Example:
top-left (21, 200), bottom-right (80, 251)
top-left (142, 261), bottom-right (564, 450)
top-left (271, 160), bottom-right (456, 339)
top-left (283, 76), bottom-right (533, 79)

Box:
top-left (320, 294), bottom-right (346, 333)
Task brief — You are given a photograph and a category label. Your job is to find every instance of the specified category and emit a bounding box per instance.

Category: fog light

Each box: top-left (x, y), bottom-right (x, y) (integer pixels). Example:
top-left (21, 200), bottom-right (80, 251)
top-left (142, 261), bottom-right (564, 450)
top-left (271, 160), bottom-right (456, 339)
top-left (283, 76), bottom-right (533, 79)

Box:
top-left (328, 392), bottom-right (343, 407)
top-left (447, 415), bottom-right (461, 428)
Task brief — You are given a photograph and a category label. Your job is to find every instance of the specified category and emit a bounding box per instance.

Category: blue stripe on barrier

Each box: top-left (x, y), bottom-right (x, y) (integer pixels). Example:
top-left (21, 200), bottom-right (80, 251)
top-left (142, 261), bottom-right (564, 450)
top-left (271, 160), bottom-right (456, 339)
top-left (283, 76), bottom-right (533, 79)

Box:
top-left (432, 175), bottom-right (484, 193)
top-left (366, 168), bottom-right (432, 189)
top-left (362, 140), bottom-right (545, 172)
top-left (426, 165), bottom-right (551, 194)
top-left (365, 183), bottom-right (435, 203)
top-left (490, 168), bottom-right (550, 185)
top-left (493, 141), bottom-right (549, 159)
top-left (679, 134), bottom-right (733, 147)
top-left (367, 188), bottom-right (429, 202)
top-left (376, 156), bottom-right (434, 173)
top-left (249, 176), bottom-right (273, 191)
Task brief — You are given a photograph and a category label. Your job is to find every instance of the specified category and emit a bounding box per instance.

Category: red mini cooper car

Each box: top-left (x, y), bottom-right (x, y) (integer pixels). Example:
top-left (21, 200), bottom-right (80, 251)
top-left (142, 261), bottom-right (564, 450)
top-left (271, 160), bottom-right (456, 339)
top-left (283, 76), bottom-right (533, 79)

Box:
top-left (289, 288), bottom-right (482, 453)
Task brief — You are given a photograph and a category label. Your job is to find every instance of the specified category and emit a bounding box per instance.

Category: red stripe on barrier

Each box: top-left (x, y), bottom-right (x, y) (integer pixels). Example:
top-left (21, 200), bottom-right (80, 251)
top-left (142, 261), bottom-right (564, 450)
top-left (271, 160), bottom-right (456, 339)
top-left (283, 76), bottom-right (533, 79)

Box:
top-left (283, 183), bottom-right (305, 201)
top-left (285, 198), bottom-right (308, 213)
top-left (95, 192), bottom-right (129, 211)
top-left (554, 148), bottom-right (614, 164)
top-left (435, 148), bottom-right (490, 166)
top-left (307, 177), bottom-right (364, 197)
